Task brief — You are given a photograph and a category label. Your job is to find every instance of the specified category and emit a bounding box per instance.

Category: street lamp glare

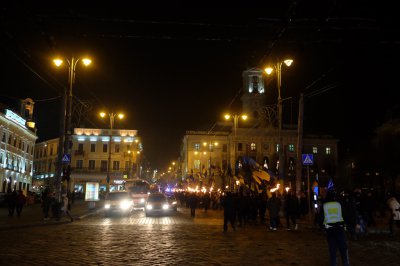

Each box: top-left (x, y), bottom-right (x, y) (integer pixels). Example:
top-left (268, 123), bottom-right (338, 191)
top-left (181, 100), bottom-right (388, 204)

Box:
top-left (99, 112), bottom-right (106, 118)
top-left (224, 114), bottom-right (231, 120)
top-left (118, 113), bottom-right (124, 119)
top-left (53, 59), bottom-right (63, 67)
top-left (82, 58), bottom-right (92, 66)
top-left (241, 114), bottom-right (248, 120)
top-left (264, 67), bottom-right (273, 75)
top-left (284, 59), bottom-right (293, 66)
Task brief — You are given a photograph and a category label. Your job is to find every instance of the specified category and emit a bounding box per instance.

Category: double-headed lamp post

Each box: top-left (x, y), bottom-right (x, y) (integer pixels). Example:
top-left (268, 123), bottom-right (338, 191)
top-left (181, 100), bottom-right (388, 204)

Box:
top-left (224, 113), bottom-right (248, 190)
top-left (224, 113), bottom-right (248, 137)
top-left (203, 140), bottom-right (219, 180)
top-left (264, 58), bottom-right (293, 181)
top-left (53, 56), bottom-right (91, 200)
top-left (100, 111), bottom-right (124, 192)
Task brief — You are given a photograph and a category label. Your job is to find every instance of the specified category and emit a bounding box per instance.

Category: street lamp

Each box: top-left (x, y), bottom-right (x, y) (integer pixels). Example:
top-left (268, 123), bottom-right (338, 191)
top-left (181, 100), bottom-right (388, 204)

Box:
top-left (99, 111), bottom-right (124, 192)
top-left (202, 140), bottom-right (219, 183)
top-left (264, 58), bottom-right (293, 181)
top-left (53, 56), bottom-right (92, 201)
top-left (224, 113), bottom-right (248, 137)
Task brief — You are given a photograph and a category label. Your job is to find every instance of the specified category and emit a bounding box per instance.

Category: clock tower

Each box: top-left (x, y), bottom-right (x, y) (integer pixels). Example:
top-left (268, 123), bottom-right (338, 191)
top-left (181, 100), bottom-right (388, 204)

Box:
top-left (241, 68), bottom-right (267, 127)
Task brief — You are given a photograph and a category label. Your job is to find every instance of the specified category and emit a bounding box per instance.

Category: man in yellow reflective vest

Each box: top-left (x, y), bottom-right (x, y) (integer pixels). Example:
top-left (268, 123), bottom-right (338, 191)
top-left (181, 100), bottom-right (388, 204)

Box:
top-left (323, 190), bottom-right (350, 266)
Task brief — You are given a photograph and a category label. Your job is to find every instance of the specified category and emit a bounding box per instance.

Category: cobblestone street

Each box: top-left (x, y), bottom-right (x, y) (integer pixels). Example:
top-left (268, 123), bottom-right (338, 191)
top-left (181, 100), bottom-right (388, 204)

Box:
top-left (1, 206), bottom-right (399, 265)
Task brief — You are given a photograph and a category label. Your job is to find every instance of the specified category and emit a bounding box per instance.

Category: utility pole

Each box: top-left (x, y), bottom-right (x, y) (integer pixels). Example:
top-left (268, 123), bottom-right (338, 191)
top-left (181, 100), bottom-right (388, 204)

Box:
top-left (296, 93), bottom-right (304, 194)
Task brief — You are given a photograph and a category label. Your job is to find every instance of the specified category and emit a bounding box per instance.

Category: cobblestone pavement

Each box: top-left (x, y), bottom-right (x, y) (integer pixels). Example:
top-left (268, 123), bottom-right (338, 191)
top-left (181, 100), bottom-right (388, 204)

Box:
top-left (1, 206), bottom-right (400, 266)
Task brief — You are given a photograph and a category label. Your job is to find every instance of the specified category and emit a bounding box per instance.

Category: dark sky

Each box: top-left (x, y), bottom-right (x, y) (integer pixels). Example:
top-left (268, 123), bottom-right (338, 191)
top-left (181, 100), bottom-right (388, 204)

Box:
top-left (1, 4), bottom-right (399, 170)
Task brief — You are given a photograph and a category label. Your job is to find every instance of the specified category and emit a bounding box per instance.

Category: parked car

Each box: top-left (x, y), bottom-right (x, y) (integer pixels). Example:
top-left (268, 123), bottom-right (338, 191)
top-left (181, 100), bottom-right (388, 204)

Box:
top-left (104, 191), bottom-right (133, 217)
top-left (145, 193), bottom-right (175, 217)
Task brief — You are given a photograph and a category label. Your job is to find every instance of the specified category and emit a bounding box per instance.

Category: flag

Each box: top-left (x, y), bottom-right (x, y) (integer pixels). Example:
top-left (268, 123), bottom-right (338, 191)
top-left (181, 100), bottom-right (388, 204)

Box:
top-left (327, 178), bottom-right (334, 191)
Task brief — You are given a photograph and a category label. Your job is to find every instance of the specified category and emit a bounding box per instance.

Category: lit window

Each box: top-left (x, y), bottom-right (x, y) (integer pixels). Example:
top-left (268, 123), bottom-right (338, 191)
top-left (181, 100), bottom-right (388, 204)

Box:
top-left (194, 143), bottom-right (200, 151)
top-left (288, 144), bottom-right (295, 152)
top-left (76, 160), bottom-right (83, 169)
top-left (275, 144), bottom-right (279, 152)
top-left (113, 161), bottom-right (120, 170)
top-left (250, 143), bottom-right (256, 151)
top-left (88, 160), bottom-right (95, 170)
top-left (313, 147), bottom-right (318, 154)
top-left (194, 160), bottom-right (200, 169)
top-left (326, 147), bottom-right (331, 155)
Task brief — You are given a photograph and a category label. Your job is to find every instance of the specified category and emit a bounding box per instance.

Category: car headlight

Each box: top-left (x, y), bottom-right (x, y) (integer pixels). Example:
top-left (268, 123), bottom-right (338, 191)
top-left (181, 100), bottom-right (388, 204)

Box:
top-left (162, 204), bottom-right (169, 210)
top-left (146, 204), bottom-right (153, 210)
top-left (105, 204), bottom-right (111, 209)
top-left (140, 198), bottom-right (145, 203)
top-left (120, 200), bottom-right (132, 210)
top-left (172, 201), bottom-right (177, 205)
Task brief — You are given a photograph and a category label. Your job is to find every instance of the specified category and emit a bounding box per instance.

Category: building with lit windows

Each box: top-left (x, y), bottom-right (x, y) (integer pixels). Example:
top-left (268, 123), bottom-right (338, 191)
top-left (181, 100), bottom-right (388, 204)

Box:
top-left (34, 128), bottom-right (142, 194)
top-left (69, 128), bottom-right (142, 193)
top-left (180, 68), bottom-right (338, 190)
top-left (32, 138), bottom-right (59, 191)
top-left (0, 99), bottom-right (37, 194)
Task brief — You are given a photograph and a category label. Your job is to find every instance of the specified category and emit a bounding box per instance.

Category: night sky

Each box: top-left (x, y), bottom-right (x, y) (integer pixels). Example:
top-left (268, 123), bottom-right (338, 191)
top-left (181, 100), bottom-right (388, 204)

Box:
top-left (1, 4), bottom-right (399, 170)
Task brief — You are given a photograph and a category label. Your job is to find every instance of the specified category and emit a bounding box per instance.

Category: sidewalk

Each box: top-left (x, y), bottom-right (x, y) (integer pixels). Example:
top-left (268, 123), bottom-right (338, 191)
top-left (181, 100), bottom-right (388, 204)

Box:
top-left (0, 199), bottom-right (103, 230)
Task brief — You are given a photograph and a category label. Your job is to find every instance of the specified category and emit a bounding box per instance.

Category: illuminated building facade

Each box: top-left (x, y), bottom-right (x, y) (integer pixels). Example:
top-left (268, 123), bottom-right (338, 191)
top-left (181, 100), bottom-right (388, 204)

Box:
top-left (0, 99), bottom-right (37, 194)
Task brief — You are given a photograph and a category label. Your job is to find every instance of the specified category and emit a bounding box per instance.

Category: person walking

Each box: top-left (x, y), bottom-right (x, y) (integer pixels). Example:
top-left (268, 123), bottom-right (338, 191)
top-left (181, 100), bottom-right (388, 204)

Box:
top-left (62, 193), bottom-right (74, 222)
top-left (386, 195), bottom-right (400, 235)
top-left (284, 190), bottom-right (299, 230)
top-left (189, 193), bottom-right (198, 218)
top-left (6, 189), bottom-right (17, 217)
top-left (222, 191), bottom-right (236, 232)
top-left (267, 192), bottom-right (281, 230)
top-left (15, 190), bottom-right (27, 217)
top-left (322, 190), bottom-right (350, 266)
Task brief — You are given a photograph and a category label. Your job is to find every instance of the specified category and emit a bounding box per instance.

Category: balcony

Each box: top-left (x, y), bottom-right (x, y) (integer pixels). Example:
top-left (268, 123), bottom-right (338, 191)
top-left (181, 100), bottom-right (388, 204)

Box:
top-left (71, 167), bottom-right (124, 176)
top-left (74, 150), bottom-right (85, 156)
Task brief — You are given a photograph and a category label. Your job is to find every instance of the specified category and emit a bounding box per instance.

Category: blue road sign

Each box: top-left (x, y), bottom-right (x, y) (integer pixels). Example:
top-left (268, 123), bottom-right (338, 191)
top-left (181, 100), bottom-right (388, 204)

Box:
top-left (302, 154), bottom-right (314, 166)
top-left (62, 154), bottom-right (71, 163)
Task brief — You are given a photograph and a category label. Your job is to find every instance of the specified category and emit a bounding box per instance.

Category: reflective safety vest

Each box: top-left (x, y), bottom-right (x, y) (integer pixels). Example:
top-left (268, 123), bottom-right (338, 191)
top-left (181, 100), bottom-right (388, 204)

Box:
top-left (323, 201), bottom-right (344, 225)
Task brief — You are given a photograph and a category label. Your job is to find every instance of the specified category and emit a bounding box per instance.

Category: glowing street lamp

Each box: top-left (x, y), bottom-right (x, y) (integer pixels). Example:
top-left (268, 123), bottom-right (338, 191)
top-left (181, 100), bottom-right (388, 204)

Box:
top-left (53, 55), bottom-right (92, 201)
top-left (264, 58), bottom-right (293, 180)
top-left (224, 113), bottom-right (248, 137)
top-left (99, 111), bottom-right (124, 192)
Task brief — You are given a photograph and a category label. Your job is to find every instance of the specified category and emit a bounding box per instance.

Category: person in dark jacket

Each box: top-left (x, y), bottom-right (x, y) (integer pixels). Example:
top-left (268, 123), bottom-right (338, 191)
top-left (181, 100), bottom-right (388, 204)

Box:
top-left (15, 190), bottom-right (27, 217)
top-left (267, 192), bottom-right (281, 230)
top-left (6, 189), bottom-right (17, 217)
top-left (222, 192), bottom-right (236, 232)
top-left (189, 193), bottom-right (198, 218)
top-left (284, 190), bottom-right (299, 230)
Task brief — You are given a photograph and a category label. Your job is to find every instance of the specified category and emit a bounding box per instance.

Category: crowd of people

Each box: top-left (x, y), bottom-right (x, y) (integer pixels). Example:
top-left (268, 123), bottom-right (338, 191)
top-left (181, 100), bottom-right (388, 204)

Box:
top-left (174, 187), bottom-right (400, 238)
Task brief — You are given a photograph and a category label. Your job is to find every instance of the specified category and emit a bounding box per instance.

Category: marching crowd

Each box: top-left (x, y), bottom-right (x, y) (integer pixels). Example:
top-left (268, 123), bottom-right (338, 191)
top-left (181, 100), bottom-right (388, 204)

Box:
top-left (175, 188), bottom-right (400, 237)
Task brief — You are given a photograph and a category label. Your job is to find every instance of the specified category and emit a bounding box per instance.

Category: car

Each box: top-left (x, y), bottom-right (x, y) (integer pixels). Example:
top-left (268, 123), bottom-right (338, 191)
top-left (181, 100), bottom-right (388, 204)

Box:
top-left (145, 193), bottom-right (175, 217)
top-left (166, 194), bottom-right (178, 211)
top-left (104, 191), bottom-right (133, 217)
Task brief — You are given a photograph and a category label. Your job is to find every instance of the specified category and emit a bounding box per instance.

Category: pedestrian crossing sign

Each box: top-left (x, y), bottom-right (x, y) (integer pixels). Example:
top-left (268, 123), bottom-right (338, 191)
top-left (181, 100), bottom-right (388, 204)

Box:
top-left (302, 154), bottom-right (314, 165)
top-left (62, 153), bottom-right (71, 163)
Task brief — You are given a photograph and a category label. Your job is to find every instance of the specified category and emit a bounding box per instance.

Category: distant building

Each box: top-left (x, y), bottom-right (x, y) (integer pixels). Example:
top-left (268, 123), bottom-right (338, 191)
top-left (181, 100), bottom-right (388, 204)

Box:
top-left (34, 128), bottom-right (142, 194)
top-left (0, 99), bottom-right (37, 194)
top-left (180, 68), bottom-right (338, 190)
top-left (32, 138), bottom-right (59, 191)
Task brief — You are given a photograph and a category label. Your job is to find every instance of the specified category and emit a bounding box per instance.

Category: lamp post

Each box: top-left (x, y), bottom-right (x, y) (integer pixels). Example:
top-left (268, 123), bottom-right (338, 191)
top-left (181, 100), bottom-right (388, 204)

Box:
top-left (224, 113), bottom-right (248, 138)
top-left (224, 113), bottom-right (248, 190)
top-left (53, 56), bottom-right (91, 201)
top-left (202, 140), bottom-right (219, 187)
top-left (99, 111), bottom-right (124, 192)
top-left (264, 58), bottom-right (293, 181)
